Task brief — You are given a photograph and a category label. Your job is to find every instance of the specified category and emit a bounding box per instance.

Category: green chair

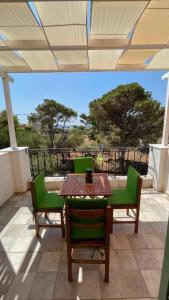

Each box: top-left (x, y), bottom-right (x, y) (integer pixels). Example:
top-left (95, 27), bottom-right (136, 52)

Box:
top-left (30, 172), bottom-right (65, 238)
top-left (108, 166), bottom-right (142, 233)
top-left (65, 198), bottom-right (111, 282)
top-left (74, 157), bottom-right (94, 173)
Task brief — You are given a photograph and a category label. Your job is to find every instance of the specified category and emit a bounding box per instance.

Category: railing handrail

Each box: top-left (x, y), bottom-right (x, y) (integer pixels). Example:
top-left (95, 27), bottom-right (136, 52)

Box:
top-left (28, 146), bottom-right (150, 177)
top-left (28, 146), bottom-right (150, 152)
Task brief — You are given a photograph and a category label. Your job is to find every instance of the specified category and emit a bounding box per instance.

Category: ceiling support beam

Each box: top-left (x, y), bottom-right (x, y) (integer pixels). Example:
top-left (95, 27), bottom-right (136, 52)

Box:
top-left (1, 40), bottom-right (169, 51)
top-left (0, 72), bottom-right (17, 148)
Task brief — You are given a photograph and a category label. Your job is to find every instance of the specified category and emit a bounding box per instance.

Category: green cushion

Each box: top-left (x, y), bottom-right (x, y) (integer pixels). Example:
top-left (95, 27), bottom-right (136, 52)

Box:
top-left (32, 172), bottom-right (64, 210)
top-left (108, 189), bottom-right (136, 205)
top-left (108, 166), bottom-right (140, 206)
top-left (126, 166), bottom-right (139, 202)
top-left (66, 198), bottom-right (107, 239)
top-left (71, 225), bottom-right (105, 239)
top-left (74, 157), bottom-right (93, 173)
top-left (32, 172), bottom-right (45, 209)
top-left (38, 192), bottom-right (64, 210)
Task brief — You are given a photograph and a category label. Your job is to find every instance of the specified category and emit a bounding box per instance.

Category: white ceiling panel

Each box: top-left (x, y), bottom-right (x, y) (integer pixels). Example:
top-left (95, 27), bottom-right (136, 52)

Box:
top-left (0, 3), bottom-right (37, 26)
top-left (148, 1), bottom-right (169, 9)
top-left (119, 49), bottom-right (159, 65)
top-left (147, 49), bottom-right (169, 69)
top-left (0, 51), bottom-right (26, 67)
top-left (91, 1), bottom-right (148, 38)
top-left (0, 26), bottom-right (45, 41)
top-left (131, 8), bottom-right (169, 45)
top-left (45, 25), bottom-right (87, 46)
top-left (35, 1), bottom-right (87, 26)
top-left (89, 50), bottom-right (123, 70)
top-left (20, 51), bottom-right (58, 70)
top-left (53, 50), bottom-right (88, 65)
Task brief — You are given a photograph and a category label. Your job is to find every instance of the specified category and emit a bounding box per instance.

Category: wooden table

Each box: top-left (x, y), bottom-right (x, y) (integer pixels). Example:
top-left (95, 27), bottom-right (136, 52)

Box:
top-left (60, 173), bottom-right (112, 197)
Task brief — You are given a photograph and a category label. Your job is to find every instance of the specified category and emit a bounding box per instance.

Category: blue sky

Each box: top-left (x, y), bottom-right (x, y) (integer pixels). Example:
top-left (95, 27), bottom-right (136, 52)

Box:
top-left (0, 71), bottom-right (167, 124)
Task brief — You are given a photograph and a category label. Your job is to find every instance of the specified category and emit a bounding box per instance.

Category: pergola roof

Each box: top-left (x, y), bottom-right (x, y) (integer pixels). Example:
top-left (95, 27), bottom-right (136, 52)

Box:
top-left (1, 0), bottom-right (169, 72)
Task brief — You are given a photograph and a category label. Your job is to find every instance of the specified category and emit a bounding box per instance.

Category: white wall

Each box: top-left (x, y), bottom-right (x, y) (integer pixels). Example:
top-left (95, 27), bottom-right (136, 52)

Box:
top-left (164, 148), bottom-right (169, 194)
top-left (45, 175), bottom-right (153, 191)
top-left (0, 152), bottom-right (15, 205)
top-left (148, 144), bottom-right (169, 192)
top-left (0, 147), bottom-right (31, 206)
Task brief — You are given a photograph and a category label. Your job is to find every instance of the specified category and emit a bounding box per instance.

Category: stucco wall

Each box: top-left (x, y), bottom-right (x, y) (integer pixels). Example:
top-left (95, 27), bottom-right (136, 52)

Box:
top-left (164, 149), bottom-right (169, 194)
top-left (0, 152), bottom-right (15, 206)
top-left (148, 144), bottom-right (169, 192)
top-left (44, 175), bottom-right (153, 191)
top-left (0, 147), bottom-right (31, 206)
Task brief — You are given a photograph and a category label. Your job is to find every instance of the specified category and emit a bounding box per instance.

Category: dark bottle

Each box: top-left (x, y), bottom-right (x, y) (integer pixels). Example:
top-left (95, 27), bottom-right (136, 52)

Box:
top-left (85, 169), bottom-right (93, 183)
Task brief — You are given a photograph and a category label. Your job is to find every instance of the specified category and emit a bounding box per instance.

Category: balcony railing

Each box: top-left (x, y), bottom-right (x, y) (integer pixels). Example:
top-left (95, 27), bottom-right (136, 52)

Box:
top-left (28, 146), bottom-right (149, 177)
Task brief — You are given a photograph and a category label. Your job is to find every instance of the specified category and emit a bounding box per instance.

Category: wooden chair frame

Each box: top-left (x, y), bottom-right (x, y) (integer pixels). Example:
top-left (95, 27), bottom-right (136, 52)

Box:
top-left (65, 205), bottom-right (112, 283)
top-left (30, 181), bottom-right (65, 238)
top-left (111, 177), bottom-right (142, 233)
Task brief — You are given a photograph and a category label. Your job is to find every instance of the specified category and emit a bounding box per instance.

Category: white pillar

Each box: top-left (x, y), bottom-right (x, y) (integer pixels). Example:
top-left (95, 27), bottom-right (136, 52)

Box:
top-left (162, 78), bottom-right (169, 145)
top-left (2, 73), bottom-right (17, 148)
top-left (148, 72), bottom-right (169, 192)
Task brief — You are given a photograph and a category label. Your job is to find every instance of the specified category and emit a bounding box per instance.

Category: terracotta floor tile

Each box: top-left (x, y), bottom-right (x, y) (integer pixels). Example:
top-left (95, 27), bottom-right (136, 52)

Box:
top-left (53, 271), bottom-right (78, 299)
top-left (77, 270), bottom-right (101, 299)
top-left (0, 271), bottom-right (15, 300)
top-left (38, 251), bottom-right (61, 272)
top-left (5, 273), bottom-right (35, 300)
top-left (20, 251), bottom-right (43, 273)
top-left (116, 250), bottom-right (139, 270)
top-left (143, 234), bottom-right (164, 249)
top-left (121, 270), bottom-right (149, 299)
top-left (127, 234), bottom-right (149, 249)
top-left (28, 272), bottom-right (56, 300)
top-left (100, 271), bottom-right (123, 299)
top-left (110, 234), bottom-right (131, 250)
top-left (151, 249), bottom-right (164, 269)
top-left (133, 249), bottom-right (159, 270)
top-left (141, 270), bottom-right (161, 298)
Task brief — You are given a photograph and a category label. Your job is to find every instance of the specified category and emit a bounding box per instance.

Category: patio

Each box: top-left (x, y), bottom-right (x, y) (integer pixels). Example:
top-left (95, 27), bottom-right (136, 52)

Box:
top-left (0, 188), bottom-right (167, 300)
top-left (0, 1), bottom-right (169, 299)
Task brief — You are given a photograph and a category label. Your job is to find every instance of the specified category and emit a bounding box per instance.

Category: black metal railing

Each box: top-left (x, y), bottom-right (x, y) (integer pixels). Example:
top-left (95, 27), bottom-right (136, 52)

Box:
top-left (28, 146), bottom-right (150, 177)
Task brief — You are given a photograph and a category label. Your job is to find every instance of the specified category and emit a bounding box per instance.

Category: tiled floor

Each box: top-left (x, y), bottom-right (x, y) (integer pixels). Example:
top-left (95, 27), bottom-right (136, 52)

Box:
top-left (0, 189), bottom-right (168, 300)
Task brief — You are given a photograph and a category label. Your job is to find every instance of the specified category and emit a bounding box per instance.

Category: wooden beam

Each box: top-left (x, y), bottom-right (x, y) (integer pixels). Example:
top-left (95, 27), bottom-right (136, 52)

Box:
top-left (58, 64), bottom-right (88, 71)
top-left (1, 40), bottom-right (169, 51)
top-left (5, 40), bottom-right (48, 50)
top-left (0, 72), bottom-right (14, 83)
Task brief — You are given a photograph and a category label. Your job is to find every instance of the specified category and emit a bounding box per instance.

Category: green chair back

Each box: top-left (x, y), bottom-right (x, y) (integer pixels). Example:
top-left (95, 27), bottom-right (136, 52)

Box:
top-left (74, 157), bottom-right (93, 173)
top-left (31, 172), bottom-right (45, 209)
top-left (126, 166), bottom-right (139, 203)
top-left (65, 198), bottom-right (108, 239)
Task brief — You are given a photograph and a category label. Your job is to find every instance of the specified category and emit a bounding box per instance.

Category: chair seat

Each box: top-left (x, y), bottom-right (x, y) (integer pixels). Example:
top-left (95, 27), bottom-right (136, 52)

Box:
top-left (37, 192), bottom-right (64, 210)
top-left (108, 189), bottom-right (136, 206)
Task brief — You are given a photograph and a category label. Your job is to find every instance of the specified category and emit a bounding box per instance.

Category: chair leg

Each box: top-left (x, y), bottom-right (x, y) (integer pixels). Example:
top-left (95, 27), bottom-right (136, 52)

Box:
top-left (34, 212), bottom-right (40, 238)
top-left (60, 210), bottom-right (65, 238)
top-left (111, 208), bottom-right (114, 233)
top-left (67, 246), bottom-right (73, 282)
top-left (105, 247), bottom-right (109, 283)
top-left (45, 212), bottom-right (48, 219)
top-left (126, 208), bottom-right (129, 216)
top-left (134, 207), bottom-right (140, 233)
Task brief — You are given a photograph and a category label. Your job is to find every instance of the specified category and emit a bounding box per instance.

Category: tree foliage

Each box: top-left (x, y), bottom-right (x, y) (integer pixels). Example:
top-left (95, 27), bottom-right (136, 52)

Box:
top-left (80, 83), bottom-right (165, 146)
top-left (0, 111), bottom-right (19, 149)
top-left (28, 99), bottom-right (77, 148)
